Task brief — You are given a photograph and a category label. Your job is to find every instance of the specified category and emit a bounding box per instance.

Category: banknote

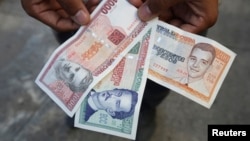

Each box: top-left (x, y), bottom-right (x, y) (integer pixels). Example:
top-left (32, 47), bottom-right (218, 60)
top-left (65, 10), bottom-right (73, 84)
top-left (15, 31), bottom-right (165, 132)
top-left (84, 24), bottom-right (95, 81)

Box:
top-left (148, 21), bottom-right (236, 108)
top-left (35, 0), bottom-right (155, 117)
top-left (74, 27), bottom-right (155, 140)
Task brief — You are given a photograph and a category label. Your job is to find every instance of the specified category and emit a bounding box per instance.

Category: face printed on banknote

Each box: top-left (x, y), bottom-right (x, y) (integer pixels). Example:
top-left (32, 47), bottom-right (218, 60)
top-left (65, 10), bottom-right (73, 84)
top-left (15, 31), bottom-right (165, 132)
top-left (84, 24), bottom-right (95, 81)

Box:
top-left (187, 43), bottom-right (215, 83)
top-left (84, 88), bottom-right (138, 121)
top-left (54, 59), bottom-right (93, 93)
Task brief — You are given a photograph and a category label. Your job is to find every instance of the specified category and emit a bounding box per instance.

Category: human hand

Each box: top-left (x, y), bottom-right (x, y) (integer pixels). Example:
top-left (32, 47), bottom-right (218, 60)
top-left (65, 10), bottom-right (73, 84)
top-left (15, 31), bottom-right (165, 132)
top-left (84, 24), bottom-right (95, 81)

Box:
top-left (129, 0), bottom-right (219, 34)
top-left (21, 0), bottom-right (100, 32)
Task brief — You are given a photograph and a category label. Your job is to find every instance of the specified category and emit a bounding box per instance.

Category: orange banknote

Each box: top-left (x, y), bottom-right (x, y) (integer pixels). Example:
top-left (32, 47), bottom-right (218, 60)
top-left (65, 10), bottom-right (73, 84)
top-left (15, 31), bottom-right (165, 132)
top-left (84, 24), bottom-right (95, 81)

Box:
top-left (148, 21), bottom-right (236, 108)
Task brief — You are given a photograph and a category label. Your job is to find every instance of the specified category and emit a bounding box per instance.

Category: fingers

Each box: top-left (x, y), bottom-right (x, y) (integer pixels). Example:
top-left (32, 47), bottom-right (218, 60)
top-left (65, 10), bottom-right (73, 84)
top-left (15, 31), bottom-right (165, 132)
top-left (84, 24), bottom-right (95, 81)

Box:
top-left (21, 0), bottom-right (101, 32)
top-left (57, 0), bottom-right (90, 25)
top-left (43, 12), bottom-right (81, 31)
top-left (21, 0), bottom-right (80, 31)
top-left (175, 0), bottom-right (218, 34)
top-left (128, 0), bottom-right (144, 8)
top-left (85, 0), bottom-right (101, 13)
top-left (137, 0), bottom-right (184, 21)
top-left (21, 0), bottom-right (37, 17)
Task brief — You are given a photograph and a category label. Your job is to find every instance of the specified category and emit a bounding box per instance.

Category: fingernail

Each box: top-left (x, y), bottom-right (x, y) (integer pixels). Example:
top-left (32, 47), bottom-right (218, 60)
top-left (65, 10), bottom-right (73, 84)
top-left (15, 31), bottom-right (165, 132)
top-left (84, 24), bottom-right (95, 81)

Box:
top-left (72, 10), bottom-right (89, 25)
top-left (138, 4), bottom-right (154, 21)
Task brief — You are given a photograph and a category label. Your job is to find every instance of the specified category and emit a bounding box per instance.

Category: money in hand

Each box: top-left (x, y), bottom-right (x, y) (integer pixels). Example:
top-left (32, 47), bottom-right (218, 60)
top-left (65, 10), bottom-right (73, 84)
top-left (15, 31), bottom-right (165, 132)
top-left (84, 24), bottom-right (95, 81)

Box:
top-left (35, 0), bottom-right (154, 117)
top-left (34, 0), bottom-right (237, 139)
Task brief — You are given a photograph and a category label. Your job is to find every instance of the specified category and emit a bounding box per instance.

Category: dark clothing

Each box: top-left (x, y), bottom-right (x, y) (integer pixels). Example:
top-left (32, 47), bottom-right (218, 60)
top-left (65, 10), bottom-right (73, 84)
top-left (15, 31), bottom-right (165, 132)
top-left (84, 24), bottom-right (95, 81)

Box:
top-left (84, 100), bottom-right (96, 121)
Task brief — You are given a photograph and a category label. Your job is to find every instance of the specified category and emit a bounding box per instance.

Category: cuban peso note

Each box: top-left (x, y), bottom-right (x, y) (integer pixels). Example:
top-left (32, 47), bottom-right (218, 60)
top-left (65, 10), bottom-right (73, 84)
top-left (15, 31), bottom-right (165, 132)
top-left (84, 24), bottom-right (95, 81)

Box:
top-left (148, 21), bottom-right (236, 108)
top-left (74, 26), bottom-right (155, 140)
top-left (35, 0), bottom-right (155, 117)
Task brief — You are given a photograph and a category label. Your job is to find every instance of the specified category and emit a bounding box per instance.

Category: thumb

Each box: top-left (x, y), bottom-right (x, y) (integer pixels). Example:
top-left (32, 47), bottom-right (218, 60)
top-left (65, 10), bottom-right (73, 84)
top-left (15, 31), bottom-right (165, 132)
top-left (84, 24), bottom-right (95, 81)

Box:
top-left (137, 0), bottom-right (158, 21)
top-left (57, 0), bottom-right (90, 25)
top-left (138, 0), bottom-right (183, 21)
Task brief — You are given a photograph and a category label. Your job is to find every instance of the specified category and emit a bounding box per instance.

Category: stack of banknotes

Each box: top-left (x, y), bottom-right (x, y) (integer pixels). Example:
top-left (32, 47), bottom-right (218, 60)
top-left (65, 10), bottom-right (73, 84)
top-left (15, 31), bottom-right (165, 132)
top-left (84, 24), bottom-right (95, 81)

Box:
top-left (35, 0), bottom-right (236, 139)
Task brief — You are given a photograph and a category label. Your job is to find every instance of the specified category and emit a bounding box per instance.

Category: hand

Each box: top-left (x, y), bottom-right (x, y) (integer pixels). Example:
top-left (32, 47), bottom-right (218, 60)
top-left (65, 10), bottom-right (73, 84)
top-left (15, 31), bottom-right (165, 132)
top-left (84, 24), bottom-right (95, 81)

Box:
top-left (21, 0), bottom-right (100, 32)
top-left (129, 0), bottom-right (219, 34)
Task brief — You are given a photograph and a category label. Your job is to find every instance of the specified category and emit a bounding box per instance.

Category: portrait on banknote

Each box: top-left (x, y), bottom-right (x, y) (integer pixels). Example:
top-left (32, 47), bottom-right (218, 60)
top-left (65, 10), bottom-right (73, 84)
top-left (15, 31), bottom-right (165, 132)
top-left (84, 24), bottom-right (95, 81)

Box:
top-left (53, 59), bottom-right (93, 93)
top-left (173, 43), bottom-right (216, 96)
top-left (42, 58), bottom-right (93, 110)
top-left (81, 88), bottom-right (138, 121)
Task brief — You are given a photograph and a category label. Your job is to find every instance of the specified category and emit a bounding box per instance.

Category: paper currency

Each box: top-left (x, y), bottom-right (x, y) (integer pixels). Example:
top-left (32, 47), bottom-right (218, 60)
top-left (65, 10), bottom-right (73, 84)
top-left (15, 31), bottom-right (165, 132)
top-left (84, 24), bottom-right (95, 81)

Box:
top-left (74, 27), bottom-right (155, 140)
top-left (148, 21), bottom-right (236, 108)
top-left (35, 0), bottom-right (154, 117)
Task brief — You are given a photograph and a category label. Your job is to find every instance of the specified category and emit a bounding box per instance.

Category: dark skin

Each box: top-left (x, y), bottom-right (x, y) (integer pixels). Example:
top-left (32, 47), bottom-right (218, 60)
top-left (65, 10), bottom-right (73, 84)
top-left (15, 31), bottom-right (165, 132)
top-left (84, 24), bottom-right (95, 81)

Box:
top-left (21, 0), bottom-right (218, 34)
top-left (130, 0), bottom-right (218, 33)
top-left (21, 0), bottom-right (100, 31)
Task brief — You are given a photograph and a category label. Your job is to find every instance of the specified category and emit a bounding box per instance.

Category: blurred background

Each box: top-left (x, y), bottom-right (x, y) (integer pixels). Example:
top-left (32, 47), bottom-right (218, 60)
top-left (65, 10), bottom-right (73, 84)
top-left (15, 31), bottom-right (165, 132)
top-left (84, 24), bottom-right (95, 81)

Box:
top-left (0, 0), bottom-right (249, 141)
